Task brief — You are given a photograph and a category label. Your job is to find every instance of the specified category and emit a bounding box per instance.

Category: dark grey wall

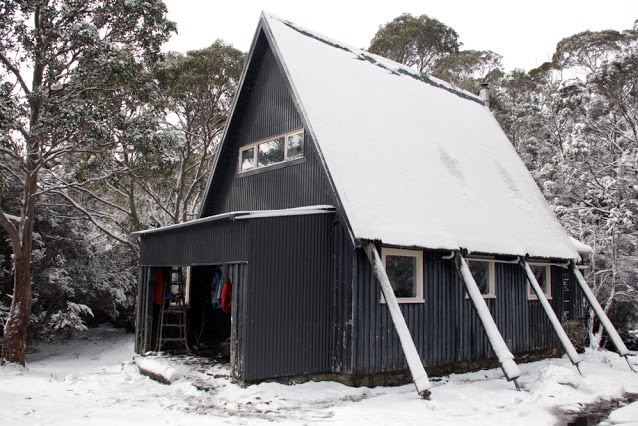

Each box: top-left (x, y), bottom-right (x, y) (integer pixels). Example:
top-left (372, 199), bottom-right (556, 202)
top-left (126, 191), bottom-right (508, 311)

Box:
top-left (138, 219), bottom-right (249, 267)
top-left (201, 32), bottom-right (336, 217)
top-left (350, 250), bottom-right (584, 374)
top-left (238, 213), bottom-right (334, 381)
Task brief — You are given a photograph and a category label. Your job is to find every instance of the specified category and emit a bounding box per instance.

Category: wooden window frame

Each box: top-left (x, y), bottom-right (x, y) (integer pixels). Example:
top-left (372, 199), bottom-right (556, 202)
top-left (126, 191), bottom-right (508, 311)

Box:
top-left (380, 247), bottom-right (424, 304)
top-left (237, 129), bottom-right (304, 173)
top-left (527, 263), bottom-right (552, 300)
top-left (465, 258), bottom-right (496, 299)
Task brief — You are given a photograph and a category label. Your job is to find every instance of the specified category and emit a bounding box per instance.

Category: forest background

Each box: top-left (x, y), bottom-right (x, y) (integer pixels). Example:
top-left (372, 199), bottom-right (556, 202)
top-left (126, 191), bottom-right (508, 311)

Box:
top-left (1, 1), bottom-right (637, 364)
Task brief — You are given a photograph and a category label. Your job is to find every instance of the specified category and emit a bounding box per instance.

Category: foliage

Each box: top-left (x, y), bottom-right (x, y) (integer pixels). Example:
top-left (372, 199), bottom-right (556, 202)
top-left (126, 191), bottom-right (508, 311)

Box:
top-left (47, 302), bottom-right (94, 338)
top-left (492, 24), bottom-right (638, 347)
top-left (0, 0), bottom-right (175, 364)
top-left (369, 13), bottom-right (460, 74)
top-left (431, 49), bottom-right (503, 93)
top-left (148, 41), bottom-right (245, 225)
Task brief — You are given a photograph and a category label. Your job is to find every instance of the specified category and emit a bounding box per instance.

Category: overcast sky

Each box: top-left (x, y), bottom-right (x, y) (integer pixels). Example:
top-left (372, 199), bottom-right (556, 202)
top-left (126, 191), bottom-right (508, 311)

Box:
top-left (162, 0), bottom-right (637, 72)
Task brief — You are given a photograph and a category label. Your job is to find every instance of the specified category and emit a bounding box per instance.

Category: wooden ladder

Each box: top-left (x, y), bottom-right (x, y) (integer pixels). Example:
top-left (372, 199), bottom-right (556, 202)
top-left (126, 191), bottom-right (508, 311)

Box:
top-left (156, 268), bottom-right (189, 353)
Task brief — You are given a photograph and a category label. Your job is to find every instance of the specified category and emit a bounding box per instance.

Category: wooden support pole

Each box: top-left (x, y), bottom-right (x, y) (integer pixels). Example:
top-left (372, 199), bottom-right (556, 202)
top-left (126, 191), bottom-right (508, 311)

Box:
top-left (570, 263), bottom-right (635, 372)
top-left (456, 254), bottom-right (521, 383)
top-left (363, 242), bottom-right (432, 399)
top-left (521, 260), bottom-right (582, 372)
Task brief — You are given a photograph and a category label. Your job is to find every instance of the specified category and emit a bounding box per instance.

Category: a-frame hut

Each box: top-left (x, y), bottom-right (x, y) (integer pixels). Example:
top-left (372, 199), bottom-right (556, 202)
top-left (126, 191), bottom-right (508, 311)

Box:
top-left (134, 12), bottom-right (631, 396)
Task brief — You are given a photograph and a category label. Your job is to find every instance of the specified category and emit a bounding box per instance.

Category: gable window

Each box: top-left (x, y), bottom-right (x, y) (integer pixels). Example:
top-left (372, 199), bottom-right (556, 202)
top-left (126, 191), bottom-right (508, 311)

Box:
top-left (527, 264), bottom-right (552, 300)
top-left (238, 129), bottom-right (304, 172)
top-left (381, 247), bottom-right (424, 303)
top-left (466, 259), bottom-right (496, 298)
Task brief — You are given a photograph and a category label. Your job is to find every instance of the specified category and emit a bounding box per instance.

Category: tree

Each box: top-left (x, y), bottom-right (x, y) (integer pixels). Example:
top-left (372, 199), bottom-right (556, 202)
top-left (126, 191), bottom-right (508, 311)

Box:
top-left (493, 25), bottom-right (638, 349)
top-left (0, 0), bottom-right (175, 365)
top-left (68, 41), bottom-right (245, 239)
top-left (431, 49), bottom-right (503, 93)
top-left (552, 30), bottom-right (631, 75)
top-left (149, 41), bottom-right (245, 225)
top-left (369, 13), bottom-right (460, 74)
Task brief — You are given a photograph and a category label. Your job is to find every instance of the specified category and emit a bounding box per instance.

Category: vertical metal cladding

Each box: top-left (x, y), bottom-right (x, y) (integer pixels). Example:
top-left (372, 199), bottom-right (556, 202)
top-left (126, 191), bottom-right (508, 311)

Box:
top-left (135, 267), bottom-right (151, 353)
top-left (236, 45), bottom-right (301, 146)
top-left (201, 35), bottom-right (336, 216)
top-left (138, 219), bottom-right (249, 267)
top-left (353, 252), bottom-right (575, 374)
top-left (331, 222), bottom-right (354, 373)
top-left (223, 46), bottom-right (334, 212)
top-left (239, 213), bottom-right (333, 382)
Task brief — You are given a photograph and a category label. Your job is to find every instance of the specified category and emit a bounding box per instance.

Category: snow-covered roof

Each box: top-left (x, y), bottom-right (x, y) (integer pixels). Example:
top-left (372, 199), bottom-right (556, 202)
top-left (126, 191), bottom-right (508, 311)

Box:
top-left (253, 13), bottom-right (580, 260)
top-left (568, 236), bottom-right (593, 257)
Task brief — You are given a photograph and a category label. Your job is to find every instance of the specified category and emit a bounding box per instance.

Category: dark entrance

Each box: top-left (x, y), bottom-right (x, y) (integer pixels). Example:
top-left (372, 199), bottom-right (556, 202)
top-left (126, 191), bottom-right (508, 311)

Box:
top-left (187, 264), bottom-right (235, 359)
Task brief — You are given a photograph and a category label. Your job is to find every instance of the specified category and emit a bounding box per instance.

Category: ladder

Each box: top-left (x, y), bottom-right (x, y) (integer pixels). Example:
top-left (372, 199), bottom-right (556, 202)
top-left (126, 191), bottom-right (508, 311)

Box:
top-left (156, 268), bottom-right (189, 353)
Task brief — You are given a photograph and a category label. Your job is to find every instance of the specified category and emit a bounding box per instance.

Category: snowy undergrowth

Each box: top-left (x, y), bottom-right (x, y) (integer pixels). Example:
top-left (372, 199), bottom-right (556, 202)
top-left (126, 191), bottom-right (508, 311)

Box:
top-left (1, 326), bottom-right (637, 425)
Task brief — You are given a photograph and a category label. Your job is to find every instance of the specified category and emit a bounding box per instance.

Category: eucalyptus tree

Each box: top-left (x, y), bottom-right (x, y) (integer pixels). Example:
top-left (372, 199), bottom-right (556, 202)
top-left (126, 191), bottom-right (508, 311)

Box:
top-left (497, 25), bottom-right (638, 347)
top-left (369, 13), bottom-right (460, 74)
top-left (431, 49), bottom-right (503, 93)
top-left (0, 0), bottom-right (175, 365)
top-left (149, 41), bottom-right (245, 226)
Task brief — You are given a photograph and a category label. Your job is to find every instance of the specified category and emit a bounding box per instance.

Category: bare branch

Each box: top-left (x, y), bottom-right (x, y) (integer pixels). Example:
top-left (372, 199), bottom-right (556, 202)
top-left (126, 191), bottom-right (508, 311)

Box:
top-left (55, 191), bottom-right (139, 260)
top-left (0, 52), bottom-right (31, 95)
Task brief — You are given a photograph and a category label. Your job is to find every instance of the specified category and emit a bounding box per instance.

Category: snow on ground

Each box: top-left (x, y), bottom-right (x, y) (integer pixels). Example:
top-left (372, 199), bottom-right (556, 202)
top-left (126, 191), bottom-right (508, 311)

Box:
top-left (1, 326), bottom-right (638, 425)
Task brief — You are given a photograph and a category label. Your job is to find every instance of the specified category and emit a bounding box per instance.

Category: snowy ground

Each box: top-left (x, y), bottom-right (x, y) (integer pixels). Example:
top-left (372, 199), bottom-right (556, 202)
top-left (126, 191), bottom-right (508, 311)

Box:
top-left (1, 326), bottom-right (637, 425)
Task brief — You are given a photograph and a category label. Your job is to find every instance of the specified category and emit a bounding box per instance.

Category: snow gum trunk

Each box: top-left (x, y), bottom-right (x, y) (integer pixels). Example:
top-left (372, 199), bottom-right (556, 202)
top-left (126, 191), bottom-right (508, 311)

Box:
top-left (2, 252), bottom-right (33, 365)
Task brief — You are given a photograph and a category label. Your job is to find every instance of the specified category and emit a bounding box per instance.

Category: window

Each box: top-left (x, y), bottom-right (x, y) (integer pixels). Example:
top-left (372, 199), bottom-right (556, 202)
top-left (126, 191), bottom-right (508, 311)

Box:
top-left (238, 129), bottom-right (304, 172)
top-left (527, 264), bottom-right (552, 300)
top-left (381, 248), bottom-right (424, 303)
top-left (466, 259), bottom-right (496, 298)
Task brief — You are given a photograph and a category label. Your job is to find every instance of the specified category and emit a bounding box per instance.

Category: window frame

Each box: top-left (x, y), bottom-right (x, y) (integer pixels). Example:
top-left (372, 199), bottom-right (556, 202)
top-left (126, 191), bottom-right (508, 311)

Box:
top-left (527, 263), bottom-right (552, 300)
top-left (237, 129), bottom-right (304, 173)
top-left (465, 258), bottom-right (496, 299)
top-left (380, 247), bottom-right (424, 304)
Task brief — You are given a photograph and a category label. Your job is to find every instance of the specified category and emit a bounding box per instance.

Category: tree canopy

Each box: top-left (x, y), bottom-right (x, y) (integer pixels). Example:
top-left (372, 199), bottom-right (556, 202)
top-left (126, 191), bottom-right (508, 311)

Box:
top-left (0, 0), bottom-right (175, 365)
top-left (369, 13), bottom-right (460, 74)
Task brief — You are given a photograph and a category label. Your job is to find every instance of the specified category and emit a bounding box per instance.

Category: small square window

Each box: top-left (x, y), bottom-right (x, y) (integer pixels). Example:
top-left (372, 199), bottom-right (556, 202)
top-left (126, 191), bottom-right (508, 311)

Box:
top-left (240, 147), bottom-right (256, 170)
top-left (528, 264), bottom-right (552, 300)
top-left (258, 137), bottom-right (285, 167)
top-left (466, 259), bottom-right (496, 298)
top-left (381, 248), bottom-right (424, 303)
top-left (286, 131), bottom-right (304, 159)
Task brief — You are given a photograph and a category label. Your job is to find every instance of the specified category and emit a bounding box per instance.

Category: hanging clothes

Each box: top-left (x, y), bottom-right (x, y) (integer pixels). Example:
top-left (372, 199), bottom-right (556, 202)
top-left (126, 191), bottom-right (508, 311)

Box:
top-left (221, 280), bottom-right (232, 313)
top-left (211, 270), bottom-right (223, 310)
top-left (153, 267), bottom-right (164, 305)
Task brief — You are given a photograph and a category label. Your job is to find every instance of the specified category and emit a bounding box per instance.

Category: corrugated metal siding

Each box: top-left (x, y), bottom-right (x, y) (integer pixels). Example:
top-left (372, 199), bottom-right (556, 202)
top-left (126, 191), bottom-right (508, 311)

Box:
top-left (138, 219), bottom-right (249, 266)
top-left (352, 252), bottom-right (577, 374)
top-left (239, 213), bottom-right (333, 381)
top-left (492, 263), bottom-right (529, 353)
top-left (564, 268), bottom-right (586, 320)
top-left (200, 37), bottom-right (335, 217)
top-left (222, 47), bottom-right (334, 212)
top-left (331, 222), bottom-right (354, 373)
top-left (235, 46), bottom-right (301, 147)
top-left (528, 266), bottom-right (564, 349)
top-left (225, 135), bottom-right (333, 211)
top-left (135, 266), bottom-right (152, 353)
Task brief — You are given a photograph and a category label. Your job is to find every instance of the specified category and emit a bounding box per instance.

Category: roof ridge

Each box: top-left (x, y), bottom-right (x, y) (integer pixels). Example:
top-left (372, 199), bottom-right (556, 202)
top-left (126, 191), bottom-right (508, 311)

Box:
top-left (269, 14), bottom-right (484, 106)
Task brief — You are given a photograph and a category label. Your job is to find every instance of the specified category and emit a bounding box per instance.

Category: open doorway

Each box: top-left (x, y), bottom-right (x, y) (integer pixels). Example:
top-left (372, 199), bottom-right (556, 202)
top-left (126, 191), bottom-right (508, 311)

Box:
top-left (187, 264), bottom-right (239, 360)
top-left (138, 263), bottom-right (242, 363)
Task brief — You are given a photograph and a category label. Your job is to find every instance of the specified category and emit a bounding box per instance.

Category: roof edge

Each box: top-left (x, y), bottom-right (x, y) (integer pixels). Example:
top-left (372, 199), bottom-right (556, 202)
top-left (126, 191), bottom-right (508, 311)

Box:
top-left (134, 205), bottom-right (336, 237)
top-left (259, 12), bottom-right (359, 246)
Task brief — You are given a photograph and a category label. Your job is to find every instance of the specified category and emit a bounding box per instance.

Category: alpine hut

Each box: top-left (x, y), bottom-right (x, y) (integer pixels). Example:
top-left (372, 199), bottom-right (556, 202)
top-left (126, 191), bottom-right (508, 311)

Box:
top-left (134, 12), bottom-right (631, 397)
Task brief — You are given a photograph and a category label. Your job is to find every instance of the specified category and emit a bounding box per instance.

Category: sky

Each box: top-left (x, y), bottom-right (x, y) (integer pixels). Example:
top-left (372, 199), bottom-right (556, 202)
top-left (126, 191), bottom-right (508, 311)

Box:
top-left (161, 0), bottom-right (637, 72)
